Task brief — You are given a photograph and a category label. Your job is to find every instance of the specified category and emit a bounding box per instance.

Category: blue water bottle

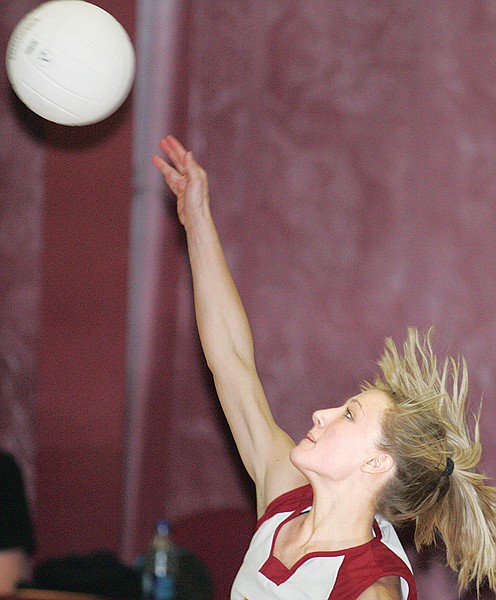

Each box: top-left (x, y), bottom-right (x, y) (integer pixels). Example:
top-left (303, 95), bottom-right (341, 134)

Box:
top-left (142, 520), bottom-right (177, 600)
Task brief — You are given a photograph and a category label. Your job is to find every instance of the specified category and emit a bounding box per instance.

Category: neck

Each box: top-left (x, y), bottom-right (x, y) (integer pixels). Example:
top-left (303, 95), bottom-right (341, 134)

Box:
top-left (299, 481), bottom-right (377, 551)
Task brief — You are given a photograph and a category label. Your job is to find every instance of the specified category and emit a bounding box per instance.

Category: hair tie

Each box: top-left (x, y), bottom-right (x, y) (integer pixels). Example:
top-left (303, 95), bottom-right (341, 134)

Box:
top-left (443, 457), bottom-right (454, 477)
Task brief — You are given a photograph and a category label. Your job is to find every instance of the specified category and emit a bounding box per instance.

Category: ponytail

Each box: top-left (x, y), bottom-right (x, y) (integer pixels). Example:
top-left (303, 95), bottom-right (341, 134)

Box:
top-left (363, 328), bottom-right (496, 594)
top-left (436, 467), bottom-right (496, 591)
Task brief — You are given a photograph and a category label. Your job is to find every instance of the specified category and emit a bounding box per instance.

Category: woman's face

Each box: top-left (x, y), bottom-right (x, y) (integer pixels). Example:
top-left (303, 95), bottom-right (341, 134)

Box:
top-left (291, 389), bottom-right (392, 483)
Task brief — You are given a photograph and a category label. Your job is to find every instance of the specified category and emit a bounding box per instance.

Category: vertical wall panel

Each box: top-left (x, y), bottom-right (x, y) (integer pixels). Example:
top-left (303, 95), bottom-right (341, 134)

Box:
top-left (35, 0), bottom-right (135, 562)
top-left (0, 0), bottom-right (43, 505)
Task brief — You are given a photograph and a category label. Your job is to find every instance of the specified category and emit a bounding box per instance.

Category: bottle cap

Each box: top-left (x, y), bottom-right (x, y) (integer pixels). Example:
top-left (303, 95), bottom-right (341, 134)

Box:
top-left (156, 519), bottom-right (171, 535)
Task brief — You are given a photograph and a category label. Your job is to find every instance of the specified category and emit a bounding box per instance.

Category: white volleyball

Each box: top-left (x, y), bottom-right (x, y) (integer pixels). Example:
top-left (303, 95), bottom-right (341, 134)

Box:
top-left (5, 1), bottom-right (136, 126)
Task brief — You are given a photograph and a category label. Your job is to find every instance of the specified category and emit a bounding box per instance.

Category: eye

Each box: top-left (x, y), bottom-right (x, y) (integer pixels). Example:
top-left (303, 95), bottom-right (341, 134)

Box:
top-left (345, 408), bottom-right (353, 420)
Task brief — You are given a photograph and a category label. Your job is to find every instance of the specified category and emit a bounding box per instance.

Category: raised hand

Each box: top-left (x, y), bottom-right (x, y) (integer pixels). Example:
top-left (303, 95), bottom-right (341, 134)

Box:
top-left (152, 135), bottom-right (209, 228)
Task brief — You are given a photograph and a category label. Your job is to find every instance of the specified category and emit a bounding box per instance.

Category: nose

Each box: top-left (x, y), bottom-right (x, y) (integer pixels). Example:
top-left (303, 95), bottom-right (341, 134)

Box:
top-left (312, 406), bottom-right (340, 428)
top-left (312, 408), bottom-right (331, 428)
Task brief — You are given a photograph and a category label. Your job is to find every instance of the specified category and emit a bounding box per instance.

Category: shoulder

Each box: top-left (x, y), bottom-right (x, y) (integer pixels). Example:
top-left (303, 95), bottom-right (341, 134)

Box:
top-left (257, 484), bottom-right (312, 528)
top-left (0, 452), bottom-right (21, 473)
top-left (356, 576), bottom-right (402, 599)
top-left (0, 452), bottom-right (25, 498)
top-left (331, 519), bottom-right (415, 599)
top-left (0, 453), bottom-right (34, 553)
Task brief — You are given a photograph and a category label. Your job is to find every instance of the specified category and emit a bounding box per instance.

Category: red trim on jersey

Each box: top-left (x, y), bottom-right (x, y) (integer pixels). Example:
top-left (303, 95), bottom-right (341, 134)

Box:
top-left (256, 484), bottom-right (417, 599)
top-left (329, 535), bottom-right (416, 598)
top-left (257, 484), bottom-right (313, 530)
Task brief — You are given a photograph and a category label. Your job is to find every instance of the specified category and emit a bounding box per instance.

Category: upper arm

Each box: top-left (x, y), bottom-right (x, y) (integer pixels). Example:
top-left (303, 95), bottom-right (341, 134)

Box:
top-left (357, 576), bottom-right (402, 600)
top-left (213, 360), bottom-right (307, 516)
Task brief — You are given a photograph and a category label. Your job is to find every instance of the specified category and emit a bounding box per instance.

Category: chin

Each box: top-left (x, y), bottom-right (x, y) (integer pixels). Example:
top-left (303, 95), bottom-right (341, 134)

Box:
top-left (289, 444), bottom-right (306, 471)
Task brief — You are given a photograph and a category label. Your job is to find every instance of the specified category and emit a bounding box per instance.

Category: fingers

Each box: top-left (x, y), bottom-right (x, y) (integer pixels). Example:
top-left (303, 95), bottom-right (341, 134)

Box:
top-left (159, 135), bottom-right (188, 174)
top-left (154, 136), bottom-right (201, 173)
top-left (152, 153), bottom-right (177, 178)
top-left (151, 154), bottom-right (170, 173)
top-left (153, 136), bottom-right (206, 198)
top-left (152, 153), bottom-right (183, 195)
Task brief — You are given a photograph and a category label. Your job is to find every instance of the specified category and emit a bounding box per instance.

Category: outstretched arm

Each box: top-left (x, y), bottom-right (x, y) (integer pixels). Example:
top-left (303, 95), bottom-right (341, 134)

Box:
top-left (153, 136), bottom-right (306, 515)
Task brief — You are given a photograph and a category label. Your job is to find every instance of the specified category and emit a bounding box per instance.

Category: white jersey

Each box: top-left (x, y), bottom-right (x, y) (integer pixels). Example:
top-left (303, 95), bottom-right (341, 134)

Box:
top-left (231, 485), bottom-right (416, 600)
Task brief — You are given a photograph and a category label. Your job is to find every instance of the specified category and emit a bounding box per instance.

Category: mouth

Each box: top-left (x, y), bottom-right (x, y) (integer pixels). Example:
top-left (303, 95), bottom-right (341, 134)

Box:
top-left (305, 431), bottom-right (316, 443)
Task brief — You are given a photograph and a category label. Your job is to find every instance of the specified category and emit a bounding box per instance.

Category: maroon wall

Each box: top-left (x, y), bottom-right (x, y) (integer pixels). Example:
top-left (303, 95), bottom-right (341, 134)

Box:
top-left (0, 0), bottom-right (42, 500)
top-left (34, 0), bottom-right (135, 561)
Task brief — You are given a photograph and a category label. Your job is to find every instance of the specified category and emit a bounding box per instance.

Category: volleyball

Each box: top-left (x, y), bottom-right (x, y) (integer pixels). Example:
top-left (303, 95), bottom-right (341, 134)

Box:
top-left (5, 1), bottom-right (136, 126)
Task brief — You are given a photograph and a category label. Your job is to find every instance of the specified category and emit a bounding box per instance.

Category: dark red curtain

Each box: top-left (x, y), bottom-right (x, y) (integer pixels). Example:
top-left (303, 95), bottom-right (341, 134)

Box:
top-left (2, 0), bottom-right (134, 566)
top-left (0, 0), bottom-right (42, 508)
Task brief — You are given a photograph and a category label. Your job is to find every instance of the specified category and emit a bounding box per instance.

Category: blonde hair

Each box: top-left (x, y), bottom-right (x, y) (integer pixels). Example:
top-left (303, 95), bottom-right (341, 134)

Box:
top-left (363, 327), bottom-right (496, 594)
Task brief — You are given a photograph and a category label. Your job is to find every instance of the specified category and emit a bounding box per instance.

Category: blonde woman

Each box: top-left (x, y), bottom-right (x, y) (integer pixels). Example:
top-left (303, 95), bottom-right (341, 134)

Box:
top-left (152, 136), bottom-right (496, 599)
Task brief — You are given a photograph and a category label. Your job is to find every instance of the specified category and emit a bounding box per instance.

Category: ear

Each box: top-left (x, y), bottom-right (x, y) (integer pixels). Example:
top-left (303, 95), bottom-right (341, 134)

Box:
top-left (362, 452), bottom-right (394, 475)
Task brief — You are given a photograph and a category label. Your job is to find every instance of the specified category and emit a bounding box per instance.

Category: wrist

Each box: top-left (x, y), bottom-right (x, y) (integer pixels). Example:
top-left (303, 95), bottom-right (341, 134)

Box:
top-left (186, 200), bottom-right (212, 226)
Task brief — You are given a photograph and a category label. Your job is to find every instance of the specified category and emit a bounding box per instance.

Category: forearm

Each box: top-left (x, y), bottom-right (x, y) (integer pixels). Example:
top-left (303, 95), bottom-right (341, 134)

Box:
top-left (185, 205), bottom-right (254, 373)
